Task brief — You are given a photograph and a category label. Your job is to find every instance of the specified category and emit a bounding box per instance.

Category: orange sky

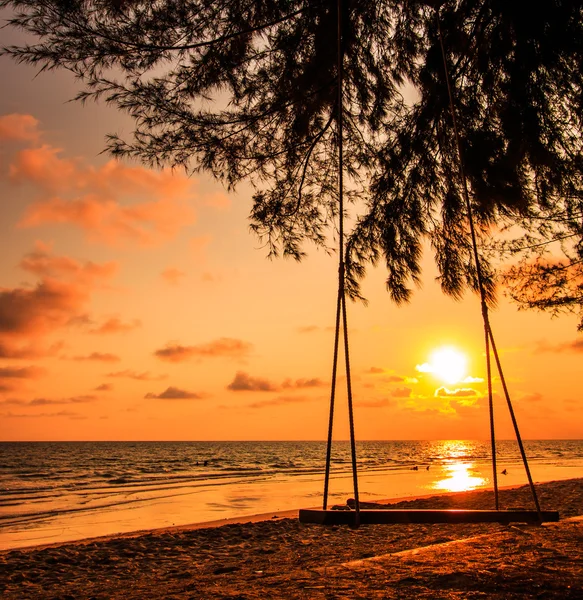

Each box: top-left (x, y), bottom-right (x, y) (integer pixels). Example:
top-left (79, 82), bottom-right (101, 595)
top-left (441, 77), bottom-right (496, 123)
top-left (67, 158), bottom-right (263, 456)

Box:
top-left (1, 30), bottom-right (582, 442)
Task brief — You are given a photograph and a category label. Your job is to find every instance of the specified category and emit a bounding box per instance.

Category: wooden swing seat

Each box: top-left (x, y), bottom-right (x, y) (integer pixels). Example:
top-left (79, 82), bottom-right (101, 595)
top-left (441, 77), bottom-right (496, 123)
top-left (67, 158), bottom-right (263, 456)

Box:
top-left (299, 508), bottom-right (559, 525)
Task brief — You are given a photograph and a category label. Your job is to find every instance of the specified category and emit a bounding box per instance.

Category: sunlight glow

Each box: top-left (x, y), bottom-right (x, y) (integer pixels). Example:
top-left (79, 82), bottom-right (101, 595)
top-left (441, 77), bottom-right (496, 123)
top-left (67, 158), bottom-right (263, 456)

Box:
top-left (417, 346), bottom-right (468, 384)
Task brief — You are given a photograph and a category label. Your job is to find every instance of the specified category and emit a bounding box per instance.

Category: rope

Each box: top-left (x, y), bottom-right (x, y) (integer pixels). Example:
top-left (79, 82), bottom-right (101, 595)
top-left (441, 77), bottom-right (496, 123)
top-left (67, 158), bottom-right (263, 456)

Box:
top-left (323, 286), bottom-right (342, 509)
top-left (485, 325), bottom-right (499, 510)
top-left (322, 0), bottom-right (360, 524)
top-left (435, 10), bottom-right (542, 520)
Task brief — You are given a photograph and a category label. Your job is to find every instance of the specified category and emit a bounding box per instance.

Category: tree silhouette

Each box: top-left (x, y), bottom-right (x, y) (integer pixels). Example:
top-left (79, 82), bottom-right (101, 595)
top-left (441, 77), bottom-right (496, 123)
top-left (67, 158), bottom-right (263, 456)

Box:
top-left (2, 0), bottom-right (582, 308)
top-left (498, 202), bottom-right (583, 330)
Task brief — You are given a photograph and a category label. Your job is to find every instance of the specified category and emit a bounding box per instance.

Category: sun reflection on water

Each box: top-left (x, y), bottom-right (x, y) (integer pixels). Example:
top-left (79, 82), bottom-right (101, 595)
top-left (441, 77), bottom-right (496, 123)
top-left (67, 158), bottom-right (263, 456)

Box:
top-left (434, 462), bottom-right (487, 492)
top-left (429, 441), bottom-right (488, 492)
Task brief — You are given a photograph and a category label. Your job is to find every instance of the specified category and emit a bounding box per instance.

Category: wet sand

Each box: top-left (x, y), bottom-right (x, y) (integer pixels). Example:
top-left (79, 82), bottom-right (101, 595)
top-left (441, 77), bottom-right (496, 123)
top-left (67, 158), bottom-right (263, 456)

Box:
top-left (1, 478), bottom-right (582, 599)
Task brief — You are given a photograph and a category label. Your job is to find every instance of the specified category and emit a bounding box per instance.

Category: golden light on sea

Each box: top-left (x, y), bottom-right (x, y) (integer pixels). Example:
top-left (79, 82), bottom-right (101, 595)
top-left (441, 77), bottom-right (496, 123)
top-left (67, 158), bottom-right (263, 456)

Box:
top-left (434, 462), bottom-right (487, 493)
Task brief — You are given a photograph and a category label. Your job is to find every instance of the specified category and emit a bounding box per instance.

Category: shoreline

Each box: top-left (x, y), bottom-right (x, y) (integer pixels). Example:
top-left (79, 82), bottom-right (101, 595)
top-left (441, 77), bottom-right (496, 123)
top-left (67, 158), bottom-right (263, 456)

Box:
top-left (1, 478), bottom-right (569, 554)
top-left (2, 478), bottom-right (582, 599)
top-left (5, 467), bottom-right (581, 548)
top-left (3, 440), bottom-right (581, 552)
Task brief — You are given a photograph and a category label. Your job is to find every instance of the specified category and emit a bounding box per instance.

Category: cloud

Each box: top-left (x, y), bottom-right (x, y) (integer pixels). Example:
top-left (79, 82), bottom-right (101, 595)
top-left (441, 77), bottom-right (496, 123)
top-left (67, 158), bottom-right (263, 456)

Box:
top-left (391, 387), bottom-right (412, 398)
top-left (0, 244), bottom-right (117, 358)
top-left (434, 387), bottom-right (478, 398)
top-left (161, 268), bottom-right (186, 286)
top-left (0, 366), bottom-right (45, 379)
top-left (520, 392), bottom-right (543, 403)
top-left (0, 280), bottom-right (83, 337)
top-left (0, 113), bottom-right (40, 142)
top-left (144, 386), bottom-right (205, 400)
top-left (366, 368), bottom-right (406, 383)
top-left (248, 395), bottom-right (312, 409)
top-left (95, 383), bottom-right (113, 391)
top-left (355, 398), bottom-right (394, 408)
top-left (461, 376), bottom-right (484, 383)
top-left (297, 325), bottom-right (320, 334)
top-left (0, 280), bottom-right (90, 346)
top-left (12, 144), bottom-right (197, 247)
top-left (106, 370), bottom-right (167, 381)
top-left (0, 341), bottom-right (63, 360)
top-left (67, 314), bottom-right (93, 328)
top-left (2, 410), bottom-right (86, 419)
top-left (154, 338), bottom-right (252, 363)
top-left (534, 339), bottom-right (583, 353)
top-left (89, 318), bottom-right (141, 335)
top-left (29, 395), bottom-right (97, 406)
top-left (72, 352), bottom-right (120, 362)
top-left (282, 377), bottom-right (325, 389)
top-left (0, 395), bottom-right (98, 408)
top-left (227, 371), bottom-right (278, 392)
top-left (367, 367), bottom-right (384, 374)
top-left (19, 242), bottom-right (117, 282)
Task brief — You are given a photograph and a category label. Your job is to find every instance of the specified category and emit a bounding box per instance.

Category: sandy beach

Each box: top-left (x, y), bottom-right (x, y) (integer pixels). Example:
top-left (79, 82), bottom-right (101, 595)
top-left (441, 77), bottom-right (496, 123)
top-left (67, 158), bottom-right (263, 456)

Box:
top-left (1, 478), bottom-right (582, 599)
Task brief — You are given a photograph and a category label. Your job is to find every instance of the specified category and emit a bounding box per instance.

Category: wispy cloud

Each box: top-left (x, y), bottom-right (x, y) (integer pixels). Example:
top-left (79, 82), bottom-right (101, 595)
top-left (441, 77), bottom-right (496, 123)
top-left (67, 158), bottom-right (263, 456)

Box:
top-left (161, 268), bottom-right (186, 286)
top-left (2, 410), bottom-right (86, 419)
top-left (72, 352), bottom-right (120, 362)
top-left (461, 376), bottom-right (484, 383)
top-left (297, 325), bottom-right (320, 334)
top-left (154, 338), bottom-right (252, 363)
top-left (0, 341), bottom-right (63, 360)
top-left (144, 386), bottom-right (205, 400)
top-left (106, 370), bottom-right (167, 381)
top-left (534, 339), bottom-right (583, 354)
top-left (355, 398), bottom-right (394, 408)
top-left (391, 387), bottom-right (412, 398)
top-left (89, 318), bottom-right (141, 335)
top-left (19, 242), bottom-right (117, 282)
top-left (30, 395), bottom-right (97, 405)
top-left (282, 378), bottom-right (325, 389)
top-left (0, 366), bottom-right (45, 379)
top-left (1, 395), bottom-right (97, 407)
top-left (520, 392), bottom-right (543, 403)
top-left (434, 387), bottom-right (478, 398)
top-left (365, 367), bottom-right (405, 383)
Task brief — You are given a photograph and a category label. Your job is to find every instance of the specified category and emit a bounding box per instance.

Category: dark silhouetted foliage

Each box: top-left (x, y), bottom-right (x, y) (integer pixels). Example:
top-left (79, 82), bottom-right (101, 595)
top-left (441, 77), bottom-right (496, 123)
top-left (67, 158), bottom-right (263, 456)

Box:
top-left (2, 0), bottom-right (582, 310)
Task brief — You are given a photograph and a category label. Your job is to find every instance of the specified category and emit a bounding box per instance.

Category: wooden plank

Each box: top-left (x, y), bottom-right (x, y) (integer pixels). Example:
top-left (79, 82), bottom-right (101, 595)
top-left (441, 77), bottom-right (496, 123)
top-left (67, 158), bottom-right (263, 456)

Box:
top-left (298, 508), bottom-right (560, 525)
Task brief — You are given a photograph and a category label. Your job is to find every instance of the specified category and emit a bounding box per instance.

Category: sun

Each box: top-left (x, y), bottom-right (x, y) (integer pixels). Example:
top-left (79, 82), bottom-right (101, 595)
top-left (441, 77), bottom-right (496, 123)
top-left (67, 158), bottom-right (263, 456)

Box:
top-left (418, 346), bottom-right (468, 384)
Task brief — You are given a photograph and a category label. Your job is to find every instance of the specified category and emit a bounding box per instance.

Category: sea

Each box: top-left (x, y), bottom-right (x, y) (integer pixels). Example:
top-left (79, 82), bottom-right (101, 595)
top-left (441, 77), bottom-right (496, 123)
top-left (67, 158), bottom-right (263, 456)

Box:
top-left (1, 439), bottom-right (582, 550)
